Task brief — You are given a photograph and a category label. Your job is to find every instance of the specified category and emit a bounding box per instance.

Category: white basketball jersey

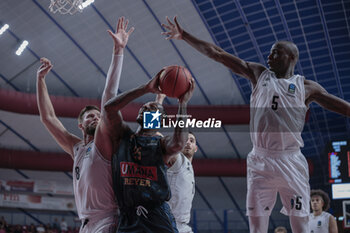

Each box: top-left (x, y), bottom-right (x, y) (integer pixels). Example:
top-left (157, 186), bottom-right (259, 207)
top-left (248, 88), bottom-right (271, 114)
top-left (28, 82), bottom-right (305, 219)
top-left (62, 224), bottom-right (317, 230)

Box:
top-left (73, 141), bottom-right (117, 219)
top-left (250, 70), bottom-right (308, 151)
top-left (309, 211), bottom-right (332, 233)
top-left (167, 153), bottom-right (195, 232)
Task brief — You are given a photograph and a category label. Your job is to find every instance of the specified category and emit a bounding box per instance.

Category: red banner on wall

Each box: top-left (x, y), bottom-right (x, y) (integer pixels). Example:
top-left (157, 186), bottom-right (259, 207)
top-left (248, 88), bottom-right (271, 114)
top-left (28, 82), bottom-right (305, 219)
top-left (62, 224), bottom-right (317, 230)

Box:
top-left (0, 193), bottom-right (76, 211)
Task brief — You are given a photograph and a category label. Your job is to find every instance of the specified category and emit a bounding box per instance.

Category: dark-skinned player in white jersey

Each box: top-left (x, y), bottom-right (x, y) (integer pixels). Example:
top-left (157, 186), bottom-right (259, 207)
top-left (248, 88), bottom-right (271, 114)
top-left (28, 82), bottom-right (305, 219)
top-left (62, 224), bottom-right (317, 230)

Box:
top-left (161, 16), bottom-right (350, 233)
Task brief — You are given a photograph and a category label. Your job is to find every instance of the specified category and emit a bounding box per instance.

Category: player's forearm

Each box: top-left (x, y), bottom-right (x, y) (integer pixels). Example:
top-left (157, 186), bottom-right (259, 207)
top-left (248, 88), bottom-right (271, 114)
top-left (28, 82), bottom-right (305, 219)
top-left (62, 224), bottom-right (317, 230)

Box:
top-left (101, 54), bottom-right (124, 106)
top-left (155, 94), bottom-right (166, 105)
top-left (182, 30), bottom-right (224, 61)
top-left (182, 30), bottom-right (254, 79)
top-left (36, 77), bottom-right (57, 122)
top-left (316, 93), bottom-right (350, 117)
top-left (104, 84), bottom-right (148, 113)
top-left (169, 102), bottom-right (188, 153)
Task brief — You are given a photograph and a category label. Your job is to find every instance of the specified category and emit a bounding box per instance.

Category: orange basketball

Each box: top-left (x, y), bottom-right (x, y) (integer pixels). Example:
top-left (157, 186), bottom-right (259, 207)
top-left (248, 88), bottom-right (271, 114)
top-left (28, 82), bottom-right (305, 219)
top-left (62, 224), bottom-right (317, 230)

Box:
top-left (159, 65), bottom-right (192, 98)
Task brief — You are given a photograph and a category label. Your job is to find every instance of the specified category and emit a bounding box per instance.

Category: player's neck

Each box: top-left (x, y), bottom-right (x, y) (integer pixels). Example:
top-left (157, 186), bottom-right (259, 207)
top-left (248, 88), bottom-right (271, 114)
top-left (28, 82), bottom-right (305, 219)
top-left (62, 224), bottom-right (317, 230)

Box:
top-left (83, 135), bottom-right (94, 145)
top-left (273, 67), bottom-right (294, 79)
top-left (183, 153), bottom-right (193, 163)
top-left (274, 71), bottom-right (294, 79)
top-left (313, 209), bottom-right (322, 216)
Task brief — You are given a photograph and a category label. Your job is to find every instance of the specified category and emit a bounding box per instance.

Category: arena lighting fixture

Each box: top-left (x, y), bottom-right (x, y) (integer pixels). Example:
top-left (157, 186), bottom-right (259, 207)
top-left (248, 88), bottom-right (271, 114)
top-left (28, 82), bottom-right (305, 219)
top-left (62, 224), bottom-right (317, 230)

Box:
top-left (15, 40), bottom-right (29, 56)
top-left (78, 0), bottom-right (94, 10)
top-left (0, 24), bottom-right (9, 35)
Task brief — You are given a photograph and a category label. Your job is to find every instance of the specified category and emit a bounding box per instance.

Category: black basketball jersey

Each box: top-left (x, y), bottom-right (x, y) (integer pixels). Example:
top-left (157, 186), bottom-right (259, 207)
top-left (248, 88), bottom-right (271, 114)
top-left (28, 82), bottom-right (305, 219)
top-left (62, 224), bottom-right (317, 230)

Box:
top-left (112, 128), bottom-right (171, 210)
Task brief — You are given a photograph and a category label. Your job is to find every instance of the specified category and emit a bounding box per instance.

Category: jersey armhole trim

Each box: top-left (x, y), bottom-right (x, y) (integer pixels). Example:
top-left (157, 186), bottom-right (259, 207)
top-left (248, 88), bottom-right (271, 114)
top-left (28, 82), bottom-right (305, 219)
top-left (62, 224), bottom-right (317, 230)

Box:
top-left (298, 75), bottom-right (308, 109)
top-left (251, 69), bottom-right (269, 96)
top-left (72, 141), bottom-right (83, 159)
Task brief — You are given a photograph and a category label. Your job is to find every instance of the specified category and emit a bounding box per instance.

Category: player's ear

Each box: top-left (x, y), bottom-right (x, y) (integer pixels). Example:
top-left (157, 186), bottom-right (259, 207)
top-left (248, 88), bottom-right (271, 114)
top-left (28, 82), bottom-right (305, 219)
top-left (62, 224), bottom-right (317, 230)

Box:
top-left (290, 53), bottom-right (297, 63)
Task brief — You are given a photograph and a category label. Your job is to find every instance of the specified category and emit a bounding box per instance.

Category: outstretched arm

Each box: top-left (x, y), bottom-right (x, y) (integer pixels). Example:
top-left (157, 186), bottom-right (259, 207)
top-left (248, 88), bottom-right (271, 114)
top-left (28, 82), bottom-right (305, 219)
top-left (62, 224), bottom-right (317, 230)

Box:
top-left (101, 17), bottom-right (134, 106)
top-left (305, 79), bottom-right (350, 116)
top-left (105, 72), bottom-right (162, 113)
top-left (36, 58), bottom-right (81, 158)
top-left (161, 78), bottom-right (195, 163)
top-left (161, 16), bottom-right (266, 86)
top-left (96, 17), bottom-right (134, 160)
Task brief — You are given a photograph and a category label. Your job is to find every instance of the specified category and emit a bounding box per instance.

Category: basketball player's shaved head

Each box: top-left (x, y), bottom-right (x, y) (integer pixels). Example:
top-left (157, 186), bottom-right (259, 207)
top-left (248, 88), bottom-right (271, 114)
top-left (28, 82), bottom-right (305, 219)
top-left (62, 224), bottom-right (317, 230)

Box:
top-left (276, 41), bottom-right (299, 60)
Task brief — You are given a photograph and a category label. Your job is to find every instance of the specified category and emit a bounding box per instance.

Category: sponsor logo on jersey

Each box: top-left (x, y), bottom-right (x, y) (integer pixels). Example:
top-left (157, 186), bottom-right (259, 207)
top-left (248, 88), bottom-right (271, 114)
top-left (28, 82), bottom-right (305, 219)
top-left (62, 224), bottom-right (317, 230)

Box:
top-left (288, 83), bottom-right (296, 94)
top-left (120, 162), bottom-right (157, 181)
top-left (262, 78), bottom-right (269, 86)
top-left (124, 177), bottom-right (151, 187)
top-left (317, 220), bottom-right (322, 227)
top-left (84, 146), bottom-right (92, 158)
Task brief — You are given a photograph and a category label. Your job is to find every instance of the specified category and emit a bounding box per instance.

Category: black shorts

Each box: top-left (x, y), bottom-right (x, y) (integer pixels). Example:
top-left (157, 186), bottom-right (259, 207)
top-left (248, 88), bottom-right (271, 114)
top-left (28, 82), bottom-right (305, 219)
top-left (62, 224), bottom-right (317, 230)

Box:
top-left (117, 202), bottom-right (178, 233)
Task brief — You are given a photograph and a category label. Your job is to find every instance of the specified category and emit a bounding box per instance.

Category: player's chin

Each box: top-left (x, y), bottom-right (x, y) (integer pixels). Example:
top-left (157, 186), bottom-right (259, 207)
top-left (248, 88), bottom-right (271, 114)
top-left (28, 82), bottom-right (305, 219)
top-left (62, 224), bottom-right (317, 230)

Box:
top-left (183, 148), bottom-right (190, 153)
top-left (267, 61), bottom-right (274, 69)
top-left (86, 126), bottom-right (96, 136)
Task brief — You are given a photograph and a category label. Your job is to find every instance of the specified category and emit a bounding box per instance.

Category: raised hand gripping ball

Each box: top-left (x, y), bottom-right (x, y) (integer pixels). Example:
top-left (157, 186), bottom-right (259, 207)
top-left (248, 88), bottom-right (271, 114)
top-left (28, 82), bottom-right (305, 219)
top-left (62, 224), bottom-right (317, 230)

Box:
top-left (159, 65), bottom-right (192, 98)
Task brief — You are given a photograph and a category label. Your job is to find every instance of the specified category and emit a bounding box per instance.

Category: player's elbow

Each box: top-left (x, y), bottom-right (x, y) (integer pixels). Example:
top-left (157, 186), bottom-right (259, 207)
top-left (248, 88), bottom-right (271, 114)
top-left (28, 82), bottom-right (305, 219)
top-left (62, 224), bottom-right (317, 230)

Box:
top-left (40, 115), bottom-right (53, 125)
top-left (103, 105), bottom-right (123, 128)
top-left (103, 104), bottom-right (116, 121)
top-left (103, 102), bottom-right (112, 113)
top-left (104, 98), bottom-right (119, 114)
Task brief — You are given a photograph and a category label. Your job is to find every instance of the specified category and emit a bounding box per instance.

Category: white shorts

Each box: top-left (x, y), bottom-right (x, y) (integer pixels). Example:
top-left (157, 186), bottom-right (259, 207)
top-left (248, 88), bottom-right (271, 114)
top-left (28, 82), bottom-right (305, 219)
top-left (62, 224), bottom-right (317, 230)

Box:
top-left (80, 214), bottom-right (117, 233)
top-left (246, 147), bottom-right (310, 217)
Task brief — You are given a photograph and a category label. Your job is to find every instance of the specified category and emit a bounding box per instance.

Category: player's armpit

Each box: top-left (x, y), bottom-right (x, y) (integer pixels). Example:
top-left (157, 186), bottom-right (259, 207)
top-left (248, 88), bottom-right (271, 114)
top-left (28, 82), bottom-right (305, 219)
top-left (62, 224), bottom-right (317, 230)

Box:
top-left (41, 117), bottom-right (81, 158)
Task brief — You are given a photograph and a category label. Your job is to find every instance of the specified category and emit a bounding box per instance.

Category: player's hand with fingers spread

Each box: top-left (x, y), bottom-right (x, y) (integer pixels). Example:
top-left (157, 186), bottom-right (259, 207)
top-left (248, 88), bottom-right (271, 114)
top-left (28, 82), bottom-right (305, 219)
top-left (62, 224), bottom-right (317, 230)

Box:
top-left (145, 69), bottom-right (164, 94)
top-left (179, 78), bottom-right (195, 104)
top-left (161, 16), bottom-right (183, 40)
top-left (37, 57), bottom-right (53, 79)
top-left (108, 16), bottom-right (135, 54)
